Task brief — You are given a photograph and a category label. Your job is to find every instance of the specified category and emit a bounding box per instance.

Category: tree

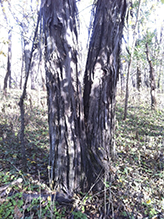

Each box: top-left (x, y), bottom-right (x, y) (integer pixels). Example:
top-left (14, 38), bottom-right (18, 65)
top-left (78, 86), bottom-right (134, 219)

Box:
top-left (42, 0), bottom-right (83, 193)
top-left (83, 0), bottom-right (127, 189)
top-left (0, 1), bottom-right (12, 93)
top-left (123, 0), bottom-right (142, 120)
top-left (18, 13), bottom-right (40, 171)
top-left (3, 29), bottom-right (12, 93)
top-left (7, 0), bottom-right (40, 90)
top-left (41, 0), bottom-right (127, 194)
top-left (145, 42), bottom-right (156, 109)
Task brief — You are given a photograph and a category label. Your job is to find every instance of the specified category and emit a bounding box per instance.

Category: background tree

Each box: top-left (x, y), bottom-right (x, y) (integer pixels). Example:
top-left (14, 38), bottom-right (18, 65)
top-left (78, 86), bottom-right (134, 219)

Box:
top-left (123, 0), bottom-right (142, 120)
top-left (0, 1), bottom-right (12, 93)
top-left (145, 41), bottom-right (156, 109)
top-left (18, 13), bottom-right (40, 171)
top-left (120, 0), bottom-right (164, 113)
top-left (8, 0), bottom-right (39, 90)
top-left (3, 29), bottom-right (12, 94)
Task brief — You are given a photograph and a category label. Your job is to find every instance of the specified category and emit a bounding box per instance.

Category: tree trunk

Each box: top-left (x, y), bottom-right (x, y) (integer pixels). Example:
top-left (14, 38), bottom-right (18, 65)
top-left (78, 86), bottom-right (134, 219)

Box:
top-left (42, 0), bottom-right (84, 193)
top-left (23, 38), bottom-right (31, 90)
top-left (157, 59), bottom-right (162, 90)
top-left (83, 0), bottom-right (127, 189)
top-left (145, 43), bottom-right (156, 109)
top-left (157, 26), bottom-right (163, 91)
top-left (30, 46), bottom-right (39, 90)
top-left (19, 13), bottom-right (40, 171)
top-left (3, 29), bottom-right (12, 94)
top-left (137, 62), bottom-right (142, 91)
top-left (42, 0), bottom-right (127, 193)
top-left (123, 0), bottom-right (142, 120)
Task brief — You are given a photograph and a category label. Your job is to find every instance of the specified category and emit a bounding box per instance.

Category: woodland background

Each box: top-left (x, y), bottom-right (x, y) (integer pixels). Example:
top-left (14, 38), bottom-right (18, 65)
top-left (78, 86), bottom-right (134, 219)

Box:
top-left (0, 0), bottom-right (164, 218)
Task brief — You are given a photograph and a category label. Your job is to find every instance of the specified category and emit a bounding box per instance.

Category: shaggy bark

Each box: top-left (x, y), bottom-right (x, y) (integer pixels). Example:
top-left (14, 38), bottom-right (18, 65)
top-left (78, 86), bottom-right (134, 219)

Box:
top-left (83, 0), bottom-right (127, 189)
top-left (42, 0), bottom-right (127, 193)
top-left (42, 0), bottom-right (84, 193)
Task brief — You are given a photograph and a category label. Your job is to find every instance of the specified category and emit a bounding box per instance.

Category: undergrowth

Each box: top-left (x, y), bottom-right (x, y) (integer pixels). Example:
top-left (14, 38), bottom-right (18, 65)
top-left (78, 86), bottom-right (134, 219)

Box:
top-left (0, 88), bottom-right (163, 218)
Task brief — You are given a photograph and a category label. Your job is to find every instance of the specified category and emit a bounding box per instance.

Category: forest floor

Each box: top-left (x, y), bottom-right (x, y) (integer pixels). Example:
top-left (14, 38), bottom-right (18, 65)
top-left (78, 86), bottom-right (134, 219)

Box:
top-left (0, 88), bottom-right (164, 219)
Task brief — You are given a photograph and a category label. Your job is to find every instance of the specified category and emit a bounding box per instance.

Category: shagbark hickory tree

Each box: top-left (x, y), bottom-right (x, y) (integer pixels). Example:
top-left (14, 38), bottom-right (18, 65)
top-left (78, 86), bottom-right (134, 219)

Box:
top-left (41, 0), bottom-right (127, 194)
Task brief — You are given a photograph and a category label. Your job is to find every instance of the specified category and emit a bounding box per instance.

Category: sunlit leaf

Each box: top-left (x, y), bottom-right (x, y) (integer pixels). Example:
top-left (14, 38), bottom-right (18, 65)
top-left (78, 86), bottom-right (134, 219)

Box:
top-left (0, 51), bottom-right (6, 57)
top-left (146, 199), bottom-right (151, 204)
top-left (47, 196), bottom-right (51, 201)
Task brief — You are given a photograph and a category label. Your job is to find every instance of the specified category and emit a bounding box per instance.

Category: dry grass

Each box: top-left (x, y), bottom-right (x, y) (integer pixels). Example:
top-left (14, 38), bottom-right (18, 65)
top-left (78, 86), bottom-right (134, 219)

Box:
top-left (0, 88), bottom-right (164, 218)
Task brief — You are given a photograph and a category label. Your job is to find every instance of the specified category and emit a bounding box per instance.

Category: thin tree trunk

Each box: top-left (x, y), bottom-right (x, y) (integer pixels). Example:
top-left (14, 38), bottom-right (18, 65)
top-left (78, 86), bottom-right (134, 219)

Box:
top-left (145, 43), bottom-right (156, 109)
top-left (41, 75), bottom-right (46, 91)
top-left (19, 36), bottom-right (25, 90)
top-left (137, 62), bottom-right (141, 91)
top-left (24, 38), bottom-right (32, 91)
top-left (18, 13), bottom-right (40, 171)
top-left (30, 47), bottom-right (39, 90)
top-left (157, 59), bottom-right (162, 90)
top-left (157, 26), bottom-right (163, 91)
top-left (3, 29), bottom-right (12, 94)
top-left (123, 0), bottom-right (142, 120)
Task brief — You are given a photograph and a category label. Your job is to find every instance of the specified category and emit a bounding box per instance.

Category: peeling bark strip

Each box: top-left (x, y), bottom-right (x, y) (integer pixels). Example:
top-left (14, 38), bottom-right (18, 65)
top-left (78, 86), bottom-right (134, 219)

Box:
top-left (83, 0), bottom-right (127, 188)
top-left (42, 0), bottom-right (83, 192)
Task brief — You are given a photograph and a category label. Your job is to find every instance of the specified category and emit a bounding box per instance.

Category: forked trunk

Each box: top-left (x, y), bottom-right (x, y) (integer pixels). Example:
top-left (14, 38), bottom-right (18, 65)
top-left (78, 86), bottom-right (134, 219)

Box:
top-left (42, 0), bottom-right (127, 193)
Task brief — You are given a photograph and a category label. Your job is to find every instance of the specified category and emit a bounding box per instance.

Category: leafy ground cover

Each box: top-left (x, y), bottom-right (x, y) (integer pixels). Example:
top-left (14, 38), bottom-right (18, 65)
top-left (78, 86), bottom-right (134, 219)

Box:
top-left (114, 90), bottom-right (164, 218)
top-left (0, 88), bottom-right (163, 218)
